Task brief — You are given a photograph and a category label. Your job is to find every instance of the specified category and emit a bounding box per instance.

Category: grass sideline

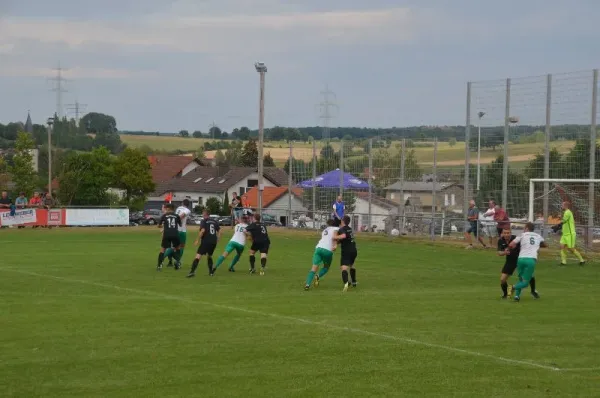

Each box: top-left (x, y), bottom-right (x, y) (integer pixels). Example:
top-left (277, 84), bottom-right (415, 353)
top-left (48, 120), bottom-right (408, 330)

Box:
top-left (2, 227), bottom-right (599, 397)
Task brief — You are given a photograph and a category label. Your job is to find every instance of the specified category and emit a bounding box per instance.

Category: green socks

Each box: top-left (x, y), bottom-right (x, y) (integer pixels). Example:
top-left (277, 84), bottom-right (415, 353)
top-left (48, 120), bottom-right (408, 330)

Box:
top-left (573, 249), bottom-right (584, 262)
top-left (560, 249), bottom-right (567, 264)
top-left (229, 254), bottom-right (241, 270)
top-left (306, 270), bottom-right (316, 286)
top-left (214, 255), bottom-right (225, 270)
top-left (318, 266), bottom-right (329, 278)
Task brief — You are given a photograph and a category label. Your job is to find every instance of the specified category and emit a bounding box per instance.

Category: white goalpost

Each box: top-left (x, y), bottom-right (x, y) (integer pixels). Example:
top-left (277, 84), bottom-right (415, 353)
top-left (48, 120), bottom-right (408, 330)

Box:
top-left (528, 178), bottom-right (600, 250)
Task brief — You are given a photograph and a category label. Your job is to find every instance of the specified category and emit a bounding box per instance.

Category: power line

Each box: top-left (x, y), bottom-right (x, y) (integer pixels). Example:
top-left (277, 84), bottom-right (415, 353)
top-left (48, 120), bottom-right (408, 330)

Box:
top-left (48, 63), bottom-right (69, 118)
top-left (317, 85), bottom-right (339, 141)
top-left (66, 101), bottom-right (87, 126)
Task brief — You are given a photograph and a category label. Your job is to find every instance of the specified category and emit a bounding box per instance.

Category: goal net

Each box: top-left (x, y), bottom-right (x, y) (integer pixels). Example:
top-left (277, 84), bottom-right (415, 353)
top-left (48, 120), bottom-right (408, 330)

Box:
top-left (528, 178), bottom-right (600, 258)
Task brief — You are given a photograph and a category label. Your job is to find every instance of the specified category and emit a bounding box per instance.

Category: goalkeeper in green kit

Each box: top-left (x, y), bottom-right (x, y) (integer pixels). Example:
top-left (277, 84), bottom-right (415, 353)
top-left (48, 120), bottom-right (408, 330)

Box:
top-left (552, 201), bottom-right (585, 266)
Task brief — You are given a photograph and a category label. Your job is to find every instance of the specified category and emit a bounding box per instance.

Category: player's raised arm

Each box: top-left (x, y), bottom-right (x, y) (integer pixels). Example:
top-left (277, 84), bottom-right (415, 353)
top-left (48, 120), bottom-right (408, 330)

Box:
top-left (508, 235), bottom-right (521, 249)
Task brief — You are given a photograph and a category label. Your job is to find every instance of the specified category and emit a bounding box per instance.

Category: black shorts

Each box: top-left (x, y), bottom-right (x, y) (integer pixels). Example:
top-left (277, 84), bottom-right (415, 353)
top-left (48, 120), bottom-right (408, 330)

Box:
top-left (197, 242), bottom-right (217, 256)
top-left (161, 236), bottom-right (180, 249)
top-left (340, 250), bottom-right (357, 266)
top-left (251, 241), bottom-right (270, 254)
top-left (467, 223), bottom-right (478, 234)
top-left (502, 261), bottom-right (517, 276)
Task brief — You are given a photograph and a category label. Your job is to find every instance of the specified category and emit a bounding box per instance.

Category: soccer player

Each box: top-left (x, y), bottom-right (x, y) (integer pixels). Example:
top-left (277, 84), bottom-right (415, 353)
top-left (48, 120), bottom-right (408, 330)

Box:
top-left (497, 228), bottom-right (539, 299)
top-left (212, 215), bottom-right (248, 274)
top-left (187, 210), bottom-right (221, 277)
top-left (304, 219), bottom-right (338, 291)
top-left (464, 200), bottom-right (487, 249)
top-left (166, 199), bottom-right (192, 267)
top-left (245, 213), bottom-right (270, 275)
top-left (508, 222), bottom-right (547, 302)
top-left (553, 201), bottom-right (585, 266)
top-left (335, 215), bottom-right (358, 292)
top-left (157, 204), bottom-right (182, 271)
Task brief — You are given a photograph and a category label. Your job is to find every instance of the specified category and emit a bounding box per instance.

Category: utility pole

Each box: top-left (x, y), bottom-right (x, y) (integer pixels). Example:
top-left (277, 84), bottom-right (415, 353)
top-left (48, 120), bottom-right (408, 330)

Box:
top-left (66, 101), bottom-right (87, 126)
top-left (255, 62), bottom-right (267, 216)
top-left (48, 63), bottom-right (69, 118)
top-left (317, 85), bottom-right (338, 141)
top-left (208, 121), bottom-right (218, 139)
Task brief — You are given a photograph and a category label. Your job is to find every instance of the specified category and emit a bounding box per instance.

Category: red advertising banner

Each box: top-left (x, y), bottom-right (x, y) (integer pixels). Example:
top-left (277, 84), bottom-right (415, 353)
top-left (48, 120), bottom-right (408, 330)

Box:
top-left (0, 208), bottom-right (66, 227)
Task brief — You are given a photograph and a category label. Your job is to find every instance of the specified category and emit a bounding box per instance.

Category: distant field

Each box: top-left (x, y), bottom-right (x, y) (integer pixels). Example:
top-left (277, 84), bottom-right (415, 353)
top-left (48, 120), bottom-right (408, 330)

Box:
top-left (120, 134), bottom-right (592, 167)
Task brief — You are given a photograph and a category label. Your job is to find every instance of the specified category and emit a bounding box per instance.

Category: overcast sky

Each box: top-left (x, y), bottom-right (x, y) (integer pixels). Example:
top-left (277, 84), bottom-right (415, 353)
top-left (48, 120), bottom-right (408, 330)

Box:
top-left (1, 0), bottom-right (599, 132)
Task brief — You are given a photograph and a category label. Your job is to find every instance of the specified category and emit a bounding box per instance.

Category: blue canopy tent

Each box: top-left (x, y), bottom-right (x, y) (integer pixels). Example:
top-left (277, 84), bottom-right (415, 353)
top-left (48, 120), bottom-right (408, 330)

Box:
top-left (297, 169), bottom-right (370, 189)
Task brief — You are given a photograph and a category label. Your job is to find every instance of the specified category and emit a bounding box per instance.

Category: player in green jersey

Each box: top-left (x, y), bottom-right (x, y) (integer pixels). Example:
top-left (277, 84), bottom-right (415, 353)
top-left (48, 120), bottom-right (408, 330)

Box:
top-left (552, 201), bottom-right (585, 266)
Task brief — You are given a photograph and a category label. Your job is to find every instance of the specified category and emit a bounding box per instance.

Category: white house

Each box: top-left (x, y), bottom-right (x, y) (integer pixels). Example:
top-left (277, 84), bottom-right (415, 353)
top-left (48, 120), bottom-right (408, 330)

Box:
top-left (147, 166), bottom-right (289, 209)
top-left (244, 186), bottom-right (308, 226)
top-left (352, 192), bottom-right (399, 232)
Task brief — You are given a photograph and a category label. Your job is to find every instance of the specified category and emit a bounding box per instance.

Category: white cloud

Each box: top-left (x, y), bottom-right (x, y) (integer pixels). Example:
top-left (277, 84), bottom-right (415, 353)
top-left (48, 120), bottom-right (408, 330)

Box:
top-left (0, 7), bottom-right (417, 55)
top-left (0, 43), bottom-right (15, 54)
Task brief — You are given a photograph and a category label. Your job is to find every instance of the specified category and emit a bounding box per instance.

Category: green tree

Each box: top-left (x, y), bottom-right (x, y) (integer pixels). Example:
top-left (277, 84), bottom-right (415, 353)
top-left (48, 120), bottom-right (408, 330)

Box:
top-left (215, 149), bottom-right (227, 166)
top-left (209, 126), bottom-right (222, 139)
top-left (205, 197), bottom-right (222, 215)
top-left (10, 132), bottom-right (37, 196)
top-left (113, 147), bottom-right (155, 203)
top-left (0, 156), bottom-right (9, 191)
top-left (179, 130), bottom-right (189, 138)
top-left (449, 137), bottom-right (457, 147)
top-left (320, 144), bottom-right (335, 158)
top-left (222, 191), bottom-right (230, 216)
top-left (80, 112), bottom-right (117, 134)
top-left (196, 147), bottom-right (206, 160)
top-left (57, 147), bottom-right (114, 206)
top-left (263, 152), bottom-right (275, 167)
top-left (192, 130), bottom-right (203, 138)
top-left (239, 139), bottom-right (258, 167)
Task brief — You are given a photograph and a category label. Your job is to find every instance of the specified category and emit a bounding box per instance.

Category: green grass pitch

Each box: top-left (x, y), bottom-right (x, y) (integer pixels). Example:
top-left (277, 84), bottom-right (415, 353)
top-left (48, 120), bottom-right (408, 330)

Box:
top-left (1, 228), bottom-right (599, 397)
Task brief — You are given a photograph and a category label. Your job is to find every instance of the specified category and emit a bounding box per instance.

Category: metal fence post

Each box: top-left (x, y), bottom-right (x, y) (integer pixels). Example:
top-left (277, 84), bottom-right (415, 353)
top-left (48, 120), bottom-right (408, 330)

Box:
top-left (464, 82), bottom-right (472, 224)
top-left (288, 140), bottom-right (293, 228)
top-left (502, 78), bottom-right (511, 210)
top-left (368, 138), bottom-right (373, 231)
top-left (400, 139), bottom-right (406, 234)
top-left (339, 139), bottom-right (344, 196)
top-left (431, 138), bottom-right (438, 241)
top-left (589, 69), bottom-right (598, 248)
top-left (312, 139), bottom-right (317, 229)
top-left (543, 74), bottom-right (552, 238)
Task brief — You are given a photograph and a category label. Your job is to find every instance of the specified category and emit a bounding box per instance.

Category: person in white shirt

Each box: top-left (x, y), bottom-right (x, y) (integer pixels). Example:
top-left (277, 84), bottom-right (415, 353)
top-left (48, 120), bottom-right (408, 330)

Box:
top-left (211, 215), bottom-right (249, 274)
top-left (508, 222), bottom-right (547, 302)
top-left (482, 201), bottom-right (498, 246)
top-left (304, 219), bottom-right (339, 290)
top-left (166, 199), bottom-right (192, 267)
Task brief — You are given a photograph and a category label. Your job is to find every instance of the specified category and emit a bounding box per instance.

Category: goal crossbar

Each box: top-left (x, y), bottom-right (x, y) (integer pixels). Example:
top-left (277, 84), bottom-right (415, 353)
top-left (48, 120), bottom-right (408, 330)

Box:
top-left (528, 178), bottom-right (600, 222)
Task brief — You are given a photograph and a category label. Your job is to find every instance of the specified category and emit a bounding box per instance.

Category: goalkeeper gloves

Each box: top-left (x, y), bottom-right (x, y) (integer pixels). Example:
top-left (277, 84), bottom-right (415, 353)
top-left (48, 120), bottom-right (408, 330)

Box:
top-left (551, 223), bottom-right (563, 233)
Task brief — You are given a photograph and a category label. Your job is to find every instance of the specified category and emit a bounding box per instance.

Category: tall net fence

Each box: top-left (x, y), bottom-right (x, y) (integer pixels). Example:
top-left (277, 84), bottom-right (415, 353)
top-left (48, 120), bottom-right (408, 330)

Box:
top-left (271, 136), bottom-right (466, 241)
top-left (467, 69), bottom-right (599, 255)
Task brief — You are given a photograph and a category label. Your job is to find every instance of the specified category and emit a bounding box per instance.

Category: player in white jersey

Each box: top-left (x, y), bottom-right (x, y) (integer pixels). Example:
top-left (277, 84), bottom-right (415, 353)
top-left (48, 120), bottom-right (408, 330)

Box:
top-left (508, 222), bottom-right (547, 302)
top-left (304, 219), bottom-right (339, 290)
top-left (166, 199), bottom-right (192, 267)
top-left (211, 215), bottom-right (248, 275)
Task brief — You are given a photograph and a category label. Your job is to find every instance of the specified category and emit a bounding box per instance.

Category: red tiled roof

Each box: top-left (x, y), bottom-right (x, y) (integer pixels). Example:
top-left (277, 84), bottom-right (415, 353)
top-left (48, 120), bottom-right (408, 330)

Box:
top-left (244, 186), bottom-right (303, 208)
top-left (148, 155), bottom-right (195, 183)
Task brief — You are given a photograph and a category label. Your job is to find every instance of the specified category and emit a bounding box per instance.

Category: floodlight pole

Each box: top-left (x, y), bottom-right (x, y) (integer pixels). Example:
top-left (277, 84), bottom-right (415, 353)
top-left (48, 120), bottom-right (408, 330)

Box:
top-left (255, 62), bottom-right (267, 216)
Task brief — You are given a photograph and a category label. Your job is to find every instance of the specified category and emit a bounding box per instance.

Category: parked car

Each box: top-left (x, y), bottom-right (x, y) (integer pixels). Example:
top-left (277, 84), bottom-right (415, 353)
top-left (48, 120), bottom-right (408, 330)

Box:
top-left (218, 216), bottom-right (233, 226)
top-left (141, 209), bottom-right (162, 225)
top-left (129, 211), bottom-right (144, 225)
top-left (262, 213), bottom-right (282, 227)
top-left (188, 214), bottom-right (203, 225)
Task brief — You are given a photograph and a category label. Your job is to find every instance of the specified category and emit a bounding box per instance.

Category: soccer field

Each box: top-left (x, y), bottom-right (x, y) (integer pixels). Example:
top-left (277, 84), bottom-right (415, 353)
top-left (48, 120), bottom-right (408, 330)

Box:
top-left (2, 228), bottom-right (599, 397)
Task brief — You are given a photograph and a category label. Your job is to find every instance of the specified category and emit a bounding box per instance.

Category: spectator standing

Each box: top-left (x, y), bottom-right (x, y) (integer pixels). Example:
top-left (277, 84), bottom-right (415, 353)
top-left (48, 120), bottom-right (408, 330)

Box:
top-left (230, 192), bottom-right (243, 225)
top-left (0, 191), bottom-right (12, 229)
top-left (332, 195), bottom-right (345, 227)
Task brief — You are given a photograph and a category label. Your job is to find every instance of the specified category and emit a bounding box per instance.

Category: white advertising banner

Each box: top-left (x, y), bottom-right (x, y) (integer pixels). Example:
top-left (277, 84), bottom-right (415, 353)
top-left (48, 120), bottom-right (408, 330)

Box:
top-left (65, 208), bottom-right (129, 226)
top-left (0, 208), bottom-right (37, 226)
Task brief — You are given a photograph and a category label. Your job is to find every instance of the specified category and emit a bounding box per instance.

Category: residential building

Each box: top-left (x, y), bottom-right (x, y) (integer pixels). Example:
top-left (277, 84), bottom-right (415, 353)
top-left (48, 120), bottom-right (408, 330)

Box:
top-left (384, 180), bottom-right (464, 212)
top-left (243, 186), bottom-right (307, 226)
top-left (352, 192), bottom-right (399, 232)
top-left (147, 166), bottom-right (289, 210)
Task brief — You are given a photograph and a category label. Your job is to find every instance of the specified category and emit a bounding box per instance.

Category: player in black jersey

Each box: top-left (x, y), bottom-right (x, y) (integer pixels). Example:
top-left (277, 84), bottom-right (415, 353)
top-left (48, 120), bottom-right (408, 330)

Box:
top-left (497, 228), bottom-right (539, 299)
top-left (187, 210), bottom-right (221, 277)
top-left (157, 204), bottom-right (182, 271)
top-left (334, 215), bottom-right (357, 292)
top-left (245, 213), bottom-right (270, 275)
